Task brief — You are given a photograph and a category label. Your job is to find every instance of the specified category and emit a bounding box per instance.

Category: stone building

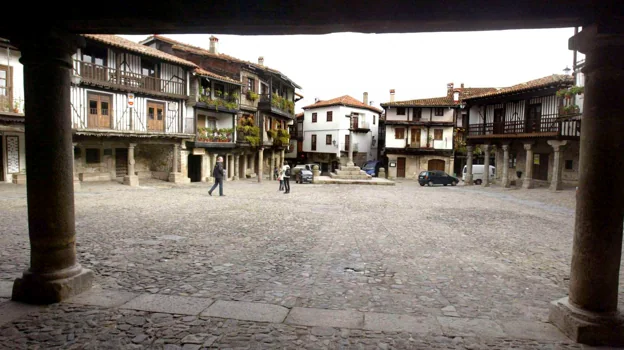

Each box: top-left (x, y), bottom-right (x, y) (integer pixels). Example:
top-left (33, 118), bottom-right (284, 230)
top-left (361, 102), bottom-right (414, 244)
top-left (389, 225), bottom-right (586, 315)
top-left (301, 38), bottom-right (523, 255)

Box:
top-left (301, 94), bottom-right (381, 173)
top-left (0, 38), bottom-right (25, 184)
top-left (141, 35), bottom-right (302, 181)
top-left (381, 85), bottom-right (495, 179)
top-left (463, 74), bottom-right (581, 189)
top-left (70, 35), bottom-right (198, 186)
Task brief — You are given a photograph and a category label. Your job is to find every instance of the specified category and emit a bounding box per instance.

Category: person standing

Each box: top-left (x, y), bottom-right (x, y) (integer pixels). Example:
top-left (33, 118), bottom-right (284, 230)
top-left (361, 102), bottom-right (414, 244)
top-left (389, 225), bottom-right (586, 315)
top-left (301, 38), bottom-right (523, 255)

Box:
top-left (283, 162), bottom-right (291, 194)
top-left (208, 156), bottom-right (225, 196)
top-left (278, 165), bottom-right (284, 191)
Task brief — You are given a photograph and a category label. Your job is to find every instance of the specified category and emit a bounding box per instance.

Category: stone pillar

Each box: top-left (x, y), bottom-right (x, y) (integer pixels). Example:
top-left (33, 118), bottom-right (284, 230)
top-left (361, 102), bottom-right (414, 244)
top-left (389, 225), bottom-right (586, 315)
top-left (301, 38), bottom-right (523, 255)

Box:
top-left (547, 140), bottom-right (568, 191)
top-left (210, 153), bottom-right (217, 183)
top-left (482, 144), bottom-right (490, 187)
top-left (347, 131), bottom-right (354, 167)
top-left (548, 24), bottom-right (624, 346)
top-left (172, 143), bottom-right (179, 173)
top-left (378, 167), bottom-right (386, 179)
top-left (257, 148), bottom-right (264, 182)
top-left (233, 154), bottom-right (239, 180)
top-left (229, 154), bottom-right (234, 179)
top-left (200, 154), bottom-right (208, 182)
top-left (501, 144), bottom-right (510, 188)
top-left (72, 142), bottom-right (80, 190)
top-left (168, 143), bottom-right (188, 183)
top-left (465, 145), bottom-right (474, 185)
top-left (11, 31), bottom-right (94, 304)
top-left (242, 153), bottom-right (248, 179)
top-left (180, 145), bottom-right (190, 184)
top-left (124, 143), bottom-right (139, 186)
top-left (270, 150), bottom-right (276, 180)
top-left (522, 142), bottom-right (534, 189)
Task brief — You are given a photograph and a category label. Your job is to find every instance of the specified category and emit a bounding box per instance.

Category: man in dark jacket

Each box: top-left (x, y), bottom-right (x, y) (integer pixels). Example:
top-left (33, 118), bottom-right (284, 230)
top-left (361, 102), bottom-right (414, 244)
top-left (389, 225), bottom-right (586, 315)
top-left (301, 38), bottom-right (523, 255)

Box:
top-left (209, 156), bottom-right (225, 196)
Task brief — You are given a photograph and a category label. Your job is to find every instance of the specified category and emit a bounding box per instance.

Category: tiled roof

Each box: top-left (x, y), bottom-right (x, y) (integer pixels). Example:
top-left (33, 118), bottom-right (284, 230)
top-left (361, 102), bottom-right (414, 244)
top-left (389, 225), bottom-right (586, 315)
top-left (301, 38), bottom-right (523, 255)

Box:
top-left (302, 95), bottom-right (382, 113)
top-left (464, 75), bottom-right (574, 100)
top-left (381, 87), bottom-right (497, 107)
top-left (142, 35), bottom-right (301, 88)
top-left (194, 68), bottom-right (242, 85)
top-left (83, 35), bottom-right (197, 67)
top-left (296, 112), bottom-right (304, 119)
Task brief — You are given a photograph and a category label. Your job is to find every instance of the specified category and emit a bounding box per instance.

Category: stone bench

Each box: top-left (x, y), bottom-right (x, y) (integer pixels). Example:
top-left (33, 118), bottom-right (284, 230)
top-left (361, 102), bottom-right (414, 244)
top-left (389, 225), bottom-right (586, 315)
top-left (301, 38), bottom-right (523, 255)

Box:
top-left (79, 172), bottom-right (112, 182)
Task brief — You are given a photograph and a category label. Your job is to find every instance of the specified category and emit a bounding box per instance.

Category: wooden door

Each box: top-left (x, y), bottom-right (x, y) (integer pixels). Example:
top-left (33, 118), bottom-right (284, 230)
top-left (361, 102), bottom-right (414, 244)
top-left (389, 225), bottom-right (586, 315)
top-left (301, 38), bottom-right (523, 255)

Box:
top-left (526, 104), bottom-right (542, 133)
top-left (397, 157), bottom-right (406, 178)
top-left (533, 153), bottom-right (549, 181)
top-left (493, 108), bottom-right (504, 134)
top-left (351, 116), bottom-right (358, 129)
top-left (428, 159), bottom-right (445, 171)
top-left (87, 93), bottom-right (111, 128)
top-left (410, 128), bottom-right (420, 147)
top-left (147, 102), bottom-right (165, 132)
top-left (115, 148), bottom-right (128, 177)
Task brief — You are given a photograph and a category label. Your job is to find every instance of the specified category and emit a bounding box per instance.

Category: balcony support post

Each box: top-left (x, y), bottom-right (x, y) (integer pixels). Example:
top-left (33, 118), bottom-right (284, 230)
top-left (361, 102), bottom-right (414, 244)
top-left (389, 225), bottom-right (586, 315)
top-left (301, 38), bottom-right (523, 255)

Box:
top-left (465, 145), bottom-right (474, 185)
top-left (501, 143), bottom-right (511, 188)
top-left (482, 143), bottom-right (491, 187)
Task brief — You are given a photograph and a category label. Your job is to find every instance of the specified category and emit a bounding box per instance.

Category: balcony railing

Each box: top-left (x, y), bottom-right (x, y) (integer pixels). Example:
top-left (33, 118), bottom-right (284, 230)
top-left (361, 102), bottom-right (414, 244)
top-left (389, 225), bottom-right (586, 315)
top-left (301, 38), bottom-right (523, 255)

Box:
top-left (258, 93), bottom-right (295, 116)
top-left (73, 60), bottom-right (185, 96)
top-left (467, 114), bottom-right (581, 138)
top-left (198, 94), bottom-right (239, 112)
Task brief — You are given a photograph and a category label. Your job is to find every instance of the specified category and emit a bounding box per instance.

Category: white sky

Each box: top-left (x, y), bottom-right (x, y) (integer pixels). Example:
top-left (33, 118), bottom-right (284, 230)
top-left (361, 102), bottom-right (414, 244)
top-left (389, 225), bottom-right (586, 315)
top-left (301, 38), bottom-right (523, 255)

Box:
top-left (121, 28), bottom-right (576, 112)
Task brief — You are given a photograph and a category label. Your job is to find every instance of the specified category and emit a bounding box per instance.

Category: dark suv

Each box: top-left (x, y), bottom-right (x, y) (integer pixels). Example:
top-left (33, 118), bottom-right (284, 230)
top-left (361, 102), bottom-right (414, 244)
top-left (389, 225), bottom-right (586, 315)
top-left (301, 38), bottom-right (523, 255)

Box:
top-left (418, 171), bottom-right (459, 186)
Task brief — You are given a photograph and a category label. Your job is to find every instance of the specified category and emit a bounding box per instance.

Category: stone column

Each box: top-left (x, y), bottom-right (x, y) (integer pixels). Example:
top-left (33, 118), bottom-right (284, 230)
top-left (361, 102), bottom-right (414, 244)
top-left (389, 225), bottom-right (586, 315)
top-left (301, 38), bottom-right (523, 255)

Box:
top-left (522, 142), bottom-right (534, 189)
top-left (280, 149), bottom-right (285, 167)
top-left (200, 153), bottom-right (208, 182)
top-left (501, 144), bottom-right (510, 188)
top-left (233, 154), bottom-right (239, 180)
top-left (347, 130), bottom-right (354, 167)
top-left (482, 144), bottom-right (490, 187)
top-left (548, 24), bottom-right (624, 346)
top-left (547, 140), bottom-right (568, 191)
top-left (229, 154), bottom-right (234, 179)
top-left (257, 148), bottom-right (264, 182)
top-left (465, 145), bottom-right (474, 185)
top-left (11, 31), bottom-right (94, 304)
top-left (124, 143), bottom-right (139, 186)
top-left (242, 153), bottom-right (248, 179)
top-left (168, 143), bottom-right (187, 183)
top-left (270, 150), bottom-right (276, 180)
top-left (72, 142), bottom-right (80, 190)
top-left (172, 143), bottom-right (179, 173)
top-left (210, 153), bottom-right (217, 183)
top-left (180, 144), bottom-right (190, 184)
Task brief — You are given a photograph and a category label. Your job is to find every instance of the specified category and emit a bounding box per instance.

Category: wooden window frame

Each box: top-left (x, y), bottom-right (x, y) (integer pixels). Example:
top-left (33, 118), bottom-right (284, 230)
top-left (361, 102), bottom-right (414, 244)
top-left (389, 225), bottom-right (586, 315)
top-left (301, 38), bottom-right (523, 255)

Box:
top-left (312, 112), bottom-right (317, 123)
top-left (247, 77), bottom-right (255, 92)
top-left (397, 107), bottom-right (406, 115)
top-left (395, 127), bottom-right (405, 139)
top-left (373, 115), bottom-right (376, 125)
top-left (434, 129), bottom-right (443, 140)
top-left (0, 64), bottom-right (13, 112)
top-left (413, 108), bottom-right (422, 120)
top-left (434, 108), bottom-right (444, 116)
top-left (326, 111), bottom-right (333, 122)
top-left (326, 134), bottom-right (332, 145)
top-left (311, 134), bottom-right (317, 151)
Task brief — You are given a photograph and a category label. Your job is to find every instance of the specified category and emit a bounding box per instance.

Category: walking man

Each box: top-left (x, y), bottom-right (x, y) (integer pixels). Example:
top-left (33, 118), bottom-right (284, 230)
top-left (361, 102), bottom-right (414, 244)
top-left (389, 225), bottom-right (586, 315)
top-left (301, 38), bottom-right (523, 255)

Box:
top-left (209, 156), bottom-right (225, 196)
top-left (283, 162), bottom-right (291, 194)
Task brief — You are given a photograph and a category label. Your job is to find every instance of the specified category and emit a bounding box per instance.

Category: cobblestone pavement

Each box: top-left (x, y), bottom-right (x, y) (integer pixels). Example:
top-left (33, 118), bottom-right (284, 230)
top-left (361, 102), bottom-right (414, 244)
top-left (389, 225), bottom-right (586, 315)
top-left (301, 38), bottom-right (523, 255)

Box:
top-left (0, 180), bottom-right (622, 349)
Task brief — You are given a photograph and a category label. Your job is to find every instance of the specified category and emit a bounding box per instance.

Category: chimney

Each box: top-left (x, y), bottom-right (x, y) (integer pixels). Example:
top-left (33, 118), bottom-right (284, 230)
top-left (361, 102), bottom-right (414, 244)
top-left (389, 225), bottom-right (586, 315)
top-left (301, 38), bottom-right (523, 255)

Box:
top-left (363, 92), bottom-right (369, 105)
top-left (314, 97), bottom-right (320, 103)
top-left (460, 83), bottom-right (464, 89)
top-left (389, 89), bottom-right (395, 102)
top-left (447, 83), bottom-right (454, 96)
top-left (209, 36), bottom-right (219, 54)
top-left (258, 56), bottom-right (264, 66)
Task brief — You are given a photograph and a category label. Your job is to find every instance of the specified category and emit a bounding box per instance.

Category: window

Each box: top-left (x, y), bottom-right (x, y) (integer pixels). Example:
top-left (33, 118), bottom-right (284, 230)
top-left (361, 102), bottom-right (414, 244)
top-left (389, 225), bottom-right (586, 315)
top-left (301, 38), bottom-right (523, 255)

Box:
top-left (395, 128), bottom-right (405, 139)
top-left (509, 153), bottom-right (517, 168)
top-left (397, 107), bottom-right (406, 115)
top-left (0, 65), bottom-right (13, 112)
top-left (413, 108), bottom-right (422, 120)
top-left (434, 129), bottom-right (443, 140)
top-left (214, 83), bottom-right (225, 98)
top-left (565, 160), bottom-right (574, 170)
top-left (247, 77), bottom-right (255, 92)
top-left (260, 83), bottom-right (268, 94)
top-left (85, 149), bottom-right (100, 164)
top-left (326, 134), bottom-right (332, 145)
top-left (373, 115), bottom-right (376, 125)
top-left (82, 45), bottom-right (107, 66)
top-left (327, 111), bottom-right (333, 122)
top-left (312, 112), bottom-right (317, 123)
top-left (345, 134), bottom-right (350, 151)
top-left (141, 58), bottom-right (156, 77)
top-left (311, 134), bottom-right (317, 151)
top-left (434, 108), bottom-right (444, 116)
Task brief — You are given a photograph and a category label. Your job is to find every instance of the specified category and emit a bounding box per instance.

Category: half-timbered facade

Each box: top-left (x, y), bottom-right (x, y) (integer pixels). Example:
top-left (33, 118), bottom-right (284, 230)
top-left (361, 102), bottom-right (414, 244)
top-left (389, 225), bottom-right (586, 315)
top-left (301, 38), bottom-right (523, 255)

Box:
top-left (141, 35), bottom-right (302, 181)
top-left (0, 38), bottom-right (26, 184)
top-left (381, 84), bottom-right (495, 179)
top-left (70, 35), bottom-right (196, 186)
top-left (302, 95), bottom-right (381, 173)
top-left (463, 74), bottom-right (580, 189)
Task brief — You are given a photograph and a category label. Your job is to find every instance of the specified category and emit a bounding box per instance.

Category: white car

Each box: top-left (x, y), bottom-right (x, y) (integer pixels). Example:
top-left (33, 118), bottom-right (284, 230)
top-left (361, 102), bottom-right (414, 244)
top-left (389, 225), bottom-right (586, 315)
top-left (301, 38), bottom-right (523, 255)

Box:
top-left (462, 164), bottom-right (495, 185)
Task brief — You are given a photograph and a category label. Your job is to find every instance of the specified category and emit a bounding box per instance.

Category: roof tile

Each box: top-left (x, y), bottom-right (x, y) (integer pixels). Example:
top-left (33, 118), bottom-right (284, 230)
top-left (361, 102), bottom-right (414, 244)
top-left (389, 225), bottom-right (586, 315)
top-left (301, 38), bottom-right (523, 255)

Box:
top-left (302, 95), bottom-right (382, 113)
top-left (464, 75), bottom-right (574, 100)
top-left (381, 87), bottom-right (497, 107)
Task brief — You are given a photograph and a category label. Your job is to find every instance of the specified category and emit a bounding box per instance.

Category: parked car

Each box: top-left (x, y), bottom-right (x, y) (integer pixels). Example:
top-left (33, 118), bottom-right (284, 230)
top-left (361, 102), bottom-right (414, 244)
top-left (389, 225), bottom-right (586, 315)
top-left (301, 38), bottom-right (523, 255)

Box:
top-left (296, 169), bottom-right (313, 183)
top-left (418, 170), bottom-right (459, 186)
top-left (461, 165), bottom-right (495, 185)
top-left (361, 160), bottom-right (382, 177)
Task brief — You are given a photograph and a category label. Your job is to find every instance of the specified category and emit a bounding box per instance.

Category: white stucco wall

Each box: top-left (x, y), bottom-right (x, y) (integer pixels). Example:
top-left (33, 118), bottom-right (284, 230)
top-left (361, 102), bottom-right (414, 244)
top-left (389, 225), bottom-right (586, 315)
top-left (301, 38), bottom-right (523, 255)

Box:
top-left (0, 48), bottom-right (24, 112)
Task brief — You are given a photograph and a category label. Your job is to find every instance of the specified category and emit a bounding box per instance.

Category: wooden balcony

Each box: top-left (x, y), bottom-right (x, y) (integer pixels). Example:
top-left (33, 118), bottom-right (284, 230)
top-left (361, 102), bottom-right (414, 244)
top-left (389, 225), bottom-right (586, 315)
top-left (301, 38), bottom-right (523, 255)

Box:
top-left (467, 114), bottom-right (581, 140)
top-left (73, 60), bottom-right (186, 98)
top-left (258, 93), bottom-right (295, 118)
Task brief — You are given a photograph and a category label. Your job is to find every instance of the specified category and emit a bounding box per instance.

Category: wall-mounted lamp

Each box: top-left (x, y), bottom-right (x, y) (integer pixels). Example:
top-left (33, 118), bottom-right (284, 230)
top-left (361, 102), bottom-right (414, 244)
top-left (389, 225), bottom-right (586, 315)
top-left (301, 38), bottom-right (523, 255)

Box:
top-left (459, 102), bottom-right (466, 109)
top-left (332, 140), bottom-right (337, 147)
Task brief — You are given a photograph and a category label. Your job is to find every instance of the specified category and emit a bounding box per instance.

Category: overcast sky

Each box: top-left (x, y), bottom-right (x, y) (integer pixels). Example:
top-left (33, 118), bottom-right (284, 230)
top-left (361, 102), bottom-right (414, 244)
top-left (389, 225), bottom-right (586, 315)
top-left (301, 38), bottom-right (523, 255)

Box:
top-left (121, 28), bottom-right (577, 112)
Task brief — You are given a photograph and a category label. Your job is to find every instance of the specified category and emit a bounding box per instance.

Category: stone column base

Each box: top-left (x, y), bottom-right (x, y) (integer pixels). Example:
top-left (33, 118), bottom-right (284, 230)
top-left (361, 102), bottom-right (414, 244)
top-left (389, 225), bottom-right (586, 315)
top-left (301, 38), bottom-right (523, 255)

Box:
top-left (12, 267), bottom-right (94, 304)
top-left (168, 172), bottom-right (190, 184)
top-left (123, 175), bottom-right (139, 187)
top-left (549, 297), bottom-right (624, 346)
top-left (12, 173), bottom-right (26, 185)
top-left (522, 178), bottom-right (534, 189)
top-left (464, 175), bottom-right (473, 186)
top-left (233, 176), bottom-right (239, 180)
top-left (550, 182), bottom-right (564, 191)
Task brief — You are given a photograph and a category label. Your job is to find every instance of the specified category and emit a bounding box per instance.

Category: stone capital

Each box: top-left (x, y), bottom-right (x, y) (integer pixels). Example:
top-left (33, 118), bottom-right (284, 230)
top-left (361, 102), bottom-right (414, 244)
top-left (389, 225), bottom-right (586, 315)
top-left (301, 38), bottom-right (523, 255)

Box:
top-left (523, 142), bottom-right (534, 151)
top-left (128, 143), bottom-right (137, 148)
top-left (466, 145), bottom-right (474, 153)
top-left (15, 31), bottom-right (85, 69)
top-left (501, 144), bottom-right (510, 151)
top-left (481, 144), bottom-right (490, 151)
top-left (569, 24), bottom-right (624, 55)
top-left (547, 140), bottom-right (568, 152)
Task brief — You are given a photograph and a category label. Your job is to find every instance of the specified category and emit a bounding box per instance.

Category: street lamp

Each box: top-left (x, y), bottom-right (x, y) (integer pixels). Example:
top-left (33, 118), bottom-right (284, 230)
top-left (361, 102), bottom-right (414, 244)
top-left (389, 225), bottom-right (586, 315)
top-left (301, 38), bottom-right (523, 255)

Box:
top-left (563, 66), bottom-right (572, 76)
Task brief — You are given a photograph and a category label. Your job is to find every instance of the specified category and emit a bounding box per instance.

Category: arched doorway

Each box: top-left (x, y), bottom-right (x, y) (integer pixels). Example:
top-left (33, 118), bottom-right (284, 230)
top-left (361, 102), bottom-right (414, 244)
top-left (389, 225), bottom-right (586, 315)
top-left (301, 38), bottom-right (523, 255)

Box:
top-left (428, 159), bottom-right (445, 171)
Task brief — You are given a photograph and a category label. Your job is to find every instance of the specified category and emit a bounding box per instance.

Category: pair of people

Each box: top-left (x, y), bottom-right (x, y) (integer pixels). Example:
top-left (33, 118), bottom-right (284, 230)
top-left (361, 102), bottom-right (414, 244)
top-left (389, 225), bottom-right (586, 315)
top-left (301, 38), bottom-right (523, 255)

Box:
top-left (278, 163), bottom-right (291, 194)
top-left (208, 156), bottom-right (225, 196)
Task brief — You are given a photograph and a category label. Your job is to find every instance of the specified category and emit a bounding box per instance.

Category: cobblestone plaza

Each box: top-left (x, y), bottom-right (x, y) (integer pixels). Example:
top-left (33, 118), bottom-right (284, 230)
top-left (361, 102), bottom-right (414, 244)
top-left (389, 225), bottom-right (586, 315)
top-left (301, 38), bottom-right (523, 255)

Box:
top-left (0, 180), bottom-right (622, 349)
